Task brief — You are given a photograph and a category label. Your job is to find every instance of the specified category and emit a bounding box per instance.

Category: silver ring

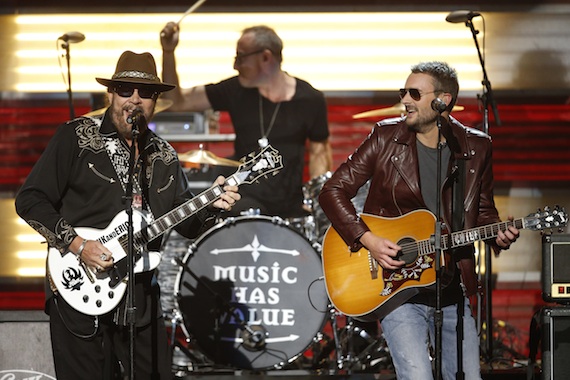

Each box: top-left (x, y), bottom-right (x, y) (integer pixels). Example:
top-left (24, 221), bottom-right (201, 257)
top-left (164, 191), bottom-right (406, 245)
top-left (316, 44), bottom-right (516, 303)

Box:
top-left (100, 253), bottom-right (107, 261)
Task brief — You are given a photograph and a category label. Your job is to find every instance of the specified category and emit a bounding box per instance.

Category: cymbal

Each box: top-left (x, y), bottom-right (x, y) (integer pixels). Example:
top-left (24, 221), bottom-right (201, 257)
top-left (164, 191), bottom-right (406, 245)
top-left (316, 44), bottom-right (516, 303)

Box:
top-left (352, 103), bottom-right (465, 119)
top-left (82, 98), bottom-right (174, 117)
top-left (178, 148), bottom-right (241, 167)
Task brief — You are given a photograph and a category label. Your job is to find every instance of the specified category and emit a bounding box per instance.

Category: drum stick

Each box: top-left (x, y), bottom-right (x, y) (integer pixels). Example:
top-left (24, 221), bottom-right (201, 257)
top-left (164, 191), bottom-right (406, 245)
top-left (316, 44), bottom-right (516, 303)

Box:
top-left (161, 0), bottom-right (208, 37)
top-left (177, 0), bottom-right (208, 25)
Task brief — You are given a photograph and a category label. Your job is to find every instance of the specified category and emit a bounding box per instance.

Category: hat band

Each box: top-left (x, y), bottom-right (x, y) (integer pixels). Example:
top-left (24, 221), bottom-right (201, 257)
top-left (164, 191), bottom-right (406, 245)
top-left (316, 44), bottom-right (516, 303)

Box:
top-left (112, 70), bottom-right (160, 83)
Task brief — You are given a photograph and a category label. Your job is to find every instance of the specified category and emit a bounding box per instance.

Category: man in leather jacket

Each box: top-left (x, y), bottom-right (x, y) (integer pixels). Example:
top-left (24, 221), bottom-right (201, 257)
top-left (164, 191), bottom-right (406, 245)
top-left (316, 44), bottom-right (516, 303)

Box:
top-left (319, 61), bottom-right (519, 380)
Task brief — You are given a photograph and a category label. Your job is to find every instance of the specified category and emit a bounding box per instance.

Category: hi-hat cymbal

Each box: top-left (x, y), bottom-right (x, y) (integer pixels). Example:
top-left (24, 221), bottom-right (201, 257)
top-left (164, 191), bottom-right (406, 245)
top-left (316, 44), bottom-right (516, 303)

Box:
top-left (352, 103), bottom-right (465, 119)
top-left (178, 148), bottom-right (241, 167)
top-left (82, 98), bottom-right (174, 117)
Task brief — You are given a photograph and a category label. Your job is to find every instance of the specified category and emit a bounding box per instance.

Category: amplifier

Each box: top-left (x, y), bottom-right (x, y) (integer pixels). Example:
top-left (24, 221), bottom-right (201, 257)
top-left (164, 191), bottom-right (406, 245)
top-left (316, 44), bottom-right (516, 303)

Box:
top-left (541, 306), bottom-right (570, 380)
top-left (0, 310), bottom-right (55, 378)
top-left (542, 234), bottom-right (570, 303)
top-left (148, 112), bottom-right (206, 136)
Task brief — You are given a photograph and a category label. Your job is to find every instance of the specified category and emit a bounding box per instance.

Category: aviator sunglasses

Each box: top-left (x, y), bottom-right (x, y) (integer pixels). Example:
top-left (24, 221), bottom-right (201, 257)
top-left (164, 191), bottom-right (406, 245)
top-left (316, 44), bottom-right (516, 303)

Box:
top-left (399, 88), bottom-right (441, 101)
top-left (113, 85), bottom-right (158, 100)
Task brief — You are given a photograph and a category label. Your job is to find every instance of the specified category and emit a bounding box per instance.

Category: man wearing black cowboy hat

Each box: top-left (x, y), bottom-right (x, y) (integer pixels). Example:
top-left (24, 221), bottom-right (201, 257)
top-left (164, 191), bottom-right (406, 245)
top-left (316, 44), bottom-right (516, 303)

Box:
top-left (16, 50), bottom-right (240, 379)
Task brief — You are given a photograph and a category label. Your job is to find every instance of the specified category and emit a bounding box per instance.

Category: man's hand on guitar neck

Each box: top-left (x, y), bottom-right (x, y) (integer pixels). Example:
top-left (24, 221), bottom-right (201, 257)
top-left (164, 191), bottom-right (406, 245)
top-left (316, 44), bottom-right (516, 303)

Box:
top-left (210, 175), bottom-right (241, 212)
top-left (69, 236), bottom-right (113, 274)
top-left (359, 231), bottom-right (405, 270)
top-left (494, 215), bottom-right (520, 251)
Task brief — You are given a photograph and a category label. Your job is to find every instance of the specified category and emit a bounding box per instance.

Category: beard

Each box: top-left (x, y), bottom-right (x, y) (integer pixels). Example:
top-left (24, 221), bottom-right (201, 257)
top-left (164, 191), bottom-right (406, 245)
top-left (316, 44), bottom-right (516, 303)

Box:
top-left (404, 109), bottom-right (439, 134)
top-left (110, 106), bottom-right (135, 141)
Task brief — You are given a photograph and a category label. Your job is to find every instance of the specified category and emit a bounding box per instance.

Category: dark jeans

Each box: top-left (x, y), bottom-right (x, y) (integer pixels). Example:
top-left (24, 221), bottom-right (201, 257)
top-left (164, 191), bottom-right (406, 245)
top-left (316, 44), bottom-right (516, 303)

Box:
top-left (48, 296), bottom-right (172, 380)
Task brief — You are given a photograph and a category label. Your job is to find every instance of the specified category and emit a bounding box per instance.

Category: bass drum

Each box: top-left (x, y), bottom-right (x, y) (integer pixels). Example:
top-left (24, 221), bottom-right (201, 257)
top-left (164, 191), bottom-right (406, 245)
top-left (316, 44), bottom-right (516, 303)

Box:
top-left (175, 215), bottom-right (329, 370)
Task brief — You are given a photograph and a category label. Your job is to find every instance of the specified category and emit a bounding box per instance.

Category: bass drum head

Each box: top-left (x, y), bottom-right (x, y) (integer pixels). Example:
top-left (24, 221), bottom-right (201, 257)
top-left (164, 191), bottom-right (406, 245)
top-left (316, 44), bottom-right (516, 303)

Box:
top-left (175, 215), bottom-right (328, 370)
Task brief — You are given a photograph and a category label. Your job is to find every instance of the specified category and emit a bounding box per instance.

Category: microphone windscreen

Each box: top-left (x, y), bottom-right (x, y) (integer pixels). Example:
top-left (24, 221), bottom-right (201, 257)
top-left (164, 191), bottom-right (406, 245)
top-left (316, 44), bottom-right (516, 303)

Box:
top-left (431, 98), bottom-right (447, 113)
top-left (59, 31), bottom-right (85, 43)
top-left (445, 10), bottom-right (481, 24)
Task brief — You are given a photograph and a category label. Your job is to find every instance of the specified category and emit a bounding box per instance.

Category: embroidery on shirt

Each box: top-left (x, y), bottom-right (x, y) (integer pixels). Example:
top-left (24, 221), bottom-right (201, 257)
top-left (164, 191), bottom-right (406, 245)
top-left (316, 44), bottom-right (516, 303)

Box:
top-left (144, 138), bottom-right (178, 187)
top-left (27, 218), bottom-right (75, 252)
top-left (75, 117), bottom-right (105, 154)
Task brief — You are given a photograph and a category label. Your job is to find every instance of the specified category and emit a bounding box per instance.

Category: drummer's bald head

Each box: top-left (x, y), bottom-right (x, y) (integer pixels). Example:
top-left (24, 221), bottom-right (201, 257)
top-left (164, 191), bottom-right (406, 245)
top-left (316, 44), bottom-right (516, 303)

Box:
top-left (242, 25), bottom-right (283, 63)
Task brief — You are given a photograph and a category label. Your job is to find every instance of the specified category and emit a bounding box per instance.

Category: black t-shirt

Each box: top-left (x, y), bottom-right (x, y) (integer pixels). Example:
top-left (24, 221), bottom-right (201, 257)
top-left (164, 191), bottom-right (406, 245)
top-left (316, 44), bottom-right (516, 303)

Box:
top-left (411, 139), bottom-right (463, 307)
top-left (205, 76), bottom-right (329, 218)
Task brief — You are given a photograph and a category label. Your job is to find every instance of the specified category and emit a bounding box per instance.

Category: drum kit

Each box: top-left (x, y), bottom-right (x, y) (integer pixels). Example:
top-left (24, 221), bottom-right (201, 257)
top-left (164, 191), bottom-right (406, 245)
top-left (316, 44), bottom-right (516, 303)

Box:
top-left (157, 142), bottom-right (392, 376)
top-left (151, 101), bottom-right (467, 375)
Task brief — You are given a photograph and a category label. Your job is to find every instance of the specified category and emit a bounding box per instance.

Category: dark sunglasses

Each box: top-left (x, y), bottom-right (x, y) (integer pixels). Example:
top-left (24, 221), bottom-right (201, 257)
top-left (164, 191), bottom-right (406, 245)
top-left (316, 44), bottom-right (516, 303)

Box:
top-left (113, 86), bottom-right (158, 99)
top-left (399, 88), bottom-right (440, 101)
top-left (234, 49), bottom-right (265, 63)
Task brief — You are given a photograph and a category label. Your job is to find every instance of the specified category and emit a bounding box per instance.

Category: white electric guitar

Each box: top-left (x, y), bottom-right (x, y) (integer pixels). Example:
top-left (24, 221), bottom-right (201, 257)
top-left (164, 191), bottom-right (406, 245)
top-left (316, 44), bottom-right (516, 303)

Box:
top-left (47, 145), bottom-right (283, 316)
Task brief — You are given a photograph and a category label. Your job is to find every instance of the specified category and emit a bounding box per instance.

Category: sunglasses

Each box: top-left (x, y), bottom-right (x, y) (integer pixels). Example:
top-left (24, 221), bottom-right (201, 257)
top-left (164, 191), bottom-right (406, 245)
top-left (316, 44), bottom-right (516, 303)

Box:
top-left (399, 88), bottom-right (441, 101)
top-left (234, 49), bottom-right (265, 63)
top-left (113, 86), bottom-right (158, 100)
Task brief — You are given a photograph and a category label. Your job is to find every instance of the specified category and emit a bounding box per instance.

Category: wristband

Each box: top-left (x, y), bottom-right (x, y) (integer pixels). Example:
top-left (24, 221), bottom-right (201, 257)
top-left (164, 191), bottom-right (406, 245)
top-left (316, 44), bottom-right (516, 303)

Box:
top-left (75, 239), bottom-right (87, 258)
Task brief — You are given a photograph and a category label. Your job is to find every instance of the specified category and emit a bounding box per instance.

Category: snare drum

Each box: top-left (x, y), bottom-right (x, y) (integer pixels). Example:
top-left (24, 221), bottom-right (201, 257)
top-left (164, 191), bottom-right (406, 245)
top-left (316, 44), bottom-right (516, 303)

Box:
top-left (175, 215), bottom-right (328, 370)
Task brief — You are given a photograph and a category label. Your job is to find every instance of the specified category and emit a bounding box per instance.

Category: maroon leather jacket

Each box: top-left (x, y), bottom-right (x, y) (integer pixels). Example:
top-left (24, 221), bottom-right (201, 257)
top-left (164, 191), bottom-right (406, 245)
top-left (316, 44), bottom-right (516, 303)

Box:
top-left (319, 116), bottom-right (502, 296)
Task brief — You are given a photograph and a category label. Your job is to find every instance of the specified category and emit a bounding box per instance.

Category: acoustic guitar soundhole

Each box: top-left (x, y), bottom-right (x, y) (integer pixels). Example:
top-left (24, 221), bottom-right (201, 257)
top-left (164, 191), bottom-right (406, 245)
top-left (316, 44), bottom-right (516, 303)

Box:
top-left (395, 237), bottom-right (418, 265)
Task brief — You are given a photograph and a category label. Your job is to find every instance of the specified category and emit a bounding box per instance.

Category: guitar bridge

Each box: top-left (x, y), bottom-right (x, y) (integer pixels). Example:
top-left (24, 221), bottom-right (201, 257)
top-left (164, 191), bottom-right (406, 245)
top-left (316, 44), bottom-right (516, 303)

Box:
top-left (368, 251), bottom-right (378, 279)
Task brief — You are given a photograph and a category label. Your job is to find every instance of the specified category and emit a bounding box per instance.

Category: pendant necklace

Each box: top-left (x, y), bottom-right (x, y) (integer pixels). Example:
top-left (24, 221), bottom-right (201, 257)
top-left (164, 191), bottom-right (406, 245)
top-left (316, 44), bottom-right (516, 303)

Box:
top-left (258, 92), bottom-right (281, 148)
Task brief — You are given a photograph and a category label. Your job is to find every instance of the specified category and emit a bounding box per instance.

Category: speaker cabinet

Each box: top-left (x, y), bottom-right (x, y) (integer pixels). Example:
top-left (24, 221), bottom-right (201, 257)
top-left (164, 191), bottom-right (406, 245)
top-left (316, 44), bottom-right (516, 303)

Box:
top-left (542, 234), bottom-right (570, 303)
top-left (0, 310), bottom-right (55, 378)
top-left (541, 307), bottom-right (570, 380)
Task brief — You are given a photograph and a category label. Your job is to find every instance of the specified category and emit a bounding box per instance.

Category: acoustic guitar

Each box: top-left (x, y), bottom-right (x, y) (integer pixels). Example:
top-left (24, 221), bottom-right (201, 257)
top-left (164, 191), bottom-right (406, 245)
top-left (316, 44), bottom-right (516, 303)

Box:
top-left (322, 207), bottom-right (567, 322)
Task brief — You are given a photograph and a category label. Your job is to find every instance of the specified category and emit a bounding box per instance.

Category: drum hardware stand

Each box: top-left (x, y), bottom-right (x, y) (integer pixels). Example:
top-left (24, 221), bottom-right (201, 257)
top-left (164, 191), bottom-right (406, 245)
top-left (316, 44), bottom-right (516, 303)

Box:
top-left (313, 308), bottom-right (389, 375)
top-left (167, 309), bottom-right (214, 375)
top-left (338, 316), bottom-right (383, 373)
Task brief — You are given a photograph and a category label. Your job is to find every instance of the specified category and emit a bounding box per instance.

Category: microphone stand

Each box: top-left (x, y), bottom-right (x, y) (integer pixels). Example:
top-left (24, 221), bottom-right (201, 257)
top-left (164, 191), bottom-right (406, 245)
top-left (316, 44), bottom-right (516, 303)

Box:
top-left (464, 17), bottom-right (501, 362)
top-left (61, 40), bottom-right (75, 119)
top-left (432, 113), bottom-right (445, 380)
top-left (125, 123), bottom-right (140, 380)
top-left (465, 19), bottom-right (501, 127)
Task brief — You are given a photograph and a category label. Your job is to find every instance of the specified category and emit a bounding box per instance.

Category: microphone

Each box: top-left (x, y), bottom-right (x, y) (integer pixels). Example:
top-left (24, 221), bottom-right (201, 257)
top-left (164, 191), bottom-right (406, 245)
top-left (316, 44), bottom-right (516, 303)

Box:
top-left (126, 109), bottom-right (145, 125)
top-left (58, 31), bottom-right (85, 43)
top-left (431, 98), bottom-right (447, 113)
top-left (445, 10), bottom-right (481, 24)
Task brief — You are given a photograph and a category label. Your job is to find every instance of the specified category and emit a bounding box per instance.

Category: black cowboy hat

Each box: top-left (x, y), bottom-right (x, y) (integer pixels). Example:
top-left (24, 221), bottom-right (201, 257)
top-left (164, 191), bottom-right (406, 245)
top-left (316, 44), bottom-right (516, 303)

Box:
top-left (96, 50), bottom-right (175, 92)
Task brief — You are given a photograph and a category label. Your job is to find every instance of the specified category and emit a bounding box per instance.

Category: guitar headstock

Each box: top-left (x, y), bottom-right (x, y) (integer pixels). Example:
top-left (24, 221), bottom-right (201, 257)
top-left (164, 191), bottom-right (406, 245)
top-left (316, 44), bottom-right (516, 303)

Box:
top-left (233, 144), bottom-right (283, 185)
top-left (525, 205), bottom-right (568, 233)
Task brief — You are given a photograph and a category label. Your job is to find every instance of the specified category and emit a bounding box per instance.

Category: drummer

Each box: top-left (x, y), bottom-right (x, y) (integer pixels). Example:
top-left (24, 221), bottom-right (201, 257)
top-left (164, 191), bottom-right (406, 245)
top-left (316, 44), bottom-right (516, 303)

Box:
top-left (160, 23), bottom-right (333, 219)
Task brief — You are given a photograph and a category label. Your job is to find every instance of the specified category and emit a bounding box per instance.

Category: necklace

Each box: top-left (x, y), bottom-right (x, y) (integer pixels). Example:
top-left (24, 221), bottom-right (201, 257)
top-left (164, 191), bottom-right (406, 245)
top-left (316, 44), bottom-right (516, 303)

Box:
top-left (258, 92), bottom-right (281, 148)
